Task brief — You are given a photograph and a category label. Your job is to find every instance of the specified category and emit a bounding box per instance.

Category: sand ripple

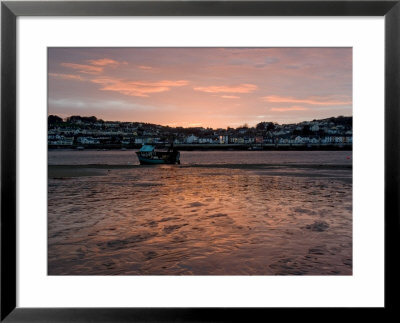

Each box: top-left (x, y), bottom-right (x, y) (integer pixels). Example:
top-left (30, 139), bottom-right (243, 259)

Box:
top-left (48, 163), bottom-right (352, 275)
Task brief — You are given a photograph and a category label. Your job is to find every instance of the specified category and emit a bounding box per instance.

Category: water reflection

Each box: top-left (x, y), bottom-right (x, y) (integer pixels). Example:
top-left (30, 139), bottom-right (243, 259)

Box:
top-left (48, 163), bottom-right (352, 275)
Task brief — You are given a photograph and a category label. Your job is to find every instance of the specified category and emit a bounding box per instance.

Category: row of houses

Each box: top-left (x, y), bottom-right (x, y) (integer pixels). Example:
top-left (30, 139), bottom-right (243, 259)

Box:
top-left (48, 133), bottom-right (352, 146)
top-left (49, 126), bottom-right (352, 138)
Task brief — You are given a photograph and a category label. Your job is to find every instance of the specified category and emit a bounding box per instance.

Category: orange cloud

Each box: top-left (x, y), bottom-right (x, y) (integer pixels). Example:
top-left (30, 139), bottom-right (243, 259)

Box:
top-left (138, 65), bottom-right (153, 70)
top-left (261, 95), bottom-right (351, 106)
top-left (88, 58), bottom-right (121, 66)
top-left (49, 73), bottom-right (85, 81)
top-left (61, 58), bottom-right (122, 74)
top-left (270, 106), bottom-right (309, 112)
top-left (91, 78), bottom-right (189, 97)
top-left (221, 95), bottom-right (240, 99)
top-left (194, 83), bottom-right (257, 94)
top-left (61, 63), bottom-right (103, 74)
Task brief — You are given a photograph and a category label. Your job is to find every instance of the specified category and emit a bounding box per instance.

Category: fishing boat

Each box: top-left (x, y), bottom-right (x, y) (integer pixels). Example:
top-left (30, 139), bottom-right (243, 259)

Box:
top-left (135, 144), bottom-right (180, 165)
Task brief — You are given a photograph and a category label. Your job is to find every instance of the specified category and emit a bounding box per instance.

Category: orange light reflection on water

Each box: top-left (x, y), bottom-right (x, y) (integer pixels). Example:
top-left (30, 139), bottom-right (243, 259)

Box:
top-left (48, 165), bottom-right (352, 275)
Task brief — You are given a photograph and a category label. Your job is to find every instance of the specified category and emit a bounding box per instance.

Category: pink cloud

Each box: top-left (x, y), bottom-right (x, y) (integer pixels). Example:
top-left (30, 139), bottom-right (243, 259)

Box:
top-left (194, 84), bottom-right (257, 94)
top-left (261, 95), bottom-right (351, 106)
top-left (91, 78), bottom-right (189, 97)
top-left (61, 63), bottom-right (103, 74)
top-left (49, 73), bottom-right (85, 81)
top-left (138, 65), bottom-right (153, 70)
top-left (270, 106), bottom-right (309, 112)
top-left (221, 95), bottom-right (240, 99)
top-left (61, 58), bottom-right (122, 75)
top-left (88, 58), bottom-right (121, 66)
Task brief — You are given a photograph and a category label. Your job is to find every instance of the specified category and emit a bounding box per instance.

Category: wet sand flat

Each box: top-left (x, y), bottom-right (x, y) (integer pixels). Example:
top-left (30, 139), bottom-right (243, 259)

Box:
top-left (48, 166), bottom-right (108, 178)
top-left (48, 159), bottom-right (352, 275)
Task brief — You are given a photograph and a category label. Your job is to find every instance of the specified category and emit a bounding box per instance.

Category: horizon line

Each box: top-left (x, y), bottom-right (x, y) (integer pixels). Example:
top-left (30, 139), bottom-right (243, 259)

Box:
top-left (48, 114), bottom-right (353, 129)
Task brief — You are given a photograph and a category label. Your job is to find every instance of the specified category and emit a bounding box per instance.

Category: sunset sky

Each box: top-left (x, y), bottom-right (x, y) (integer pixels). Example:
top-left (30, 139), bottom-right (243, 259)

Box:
top-left (48, 47), bottom-right (352, 128)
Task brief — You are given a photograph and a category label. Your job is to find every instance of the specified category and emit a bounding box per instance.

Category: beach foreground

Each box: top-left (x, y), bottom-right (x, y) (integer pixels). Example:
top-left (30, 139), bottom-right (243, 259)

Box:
top-left (48, 151), bottom-right (352, 275)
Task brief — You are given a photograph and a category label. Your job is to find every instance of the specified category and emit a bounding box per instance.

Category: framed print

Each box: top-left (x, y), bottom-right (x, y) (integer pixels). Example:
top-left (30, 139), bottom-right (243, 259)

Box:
top-left (1, 0), bottom-right (399, 321)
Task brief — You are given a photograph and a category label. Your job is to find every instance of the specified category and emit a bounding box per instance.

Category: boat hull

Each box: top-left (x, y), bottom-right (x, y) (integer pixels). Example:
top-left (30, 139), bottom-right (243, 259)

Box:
top-left (136, 151), bottom-right (180, 165)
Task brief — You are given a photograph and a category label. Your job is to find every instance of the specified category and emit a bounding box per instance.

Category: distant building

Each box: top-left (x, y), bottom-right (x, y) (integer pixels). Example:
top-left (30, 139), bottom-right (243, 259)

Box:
top-left (121, 137), bottom-right (131, 145)
top-left (310, 125), bottom-right (319, 132)
top-left (255, 136), bottom-right (263, 144)
top-left (219, 135), bottom-right (229, 144)
top-left (77, 137), bottom-right (100, 145)
top-left (199, 138), bottom-right (213, 144)
top-left (48, 136), bottom-right (74, 146)
top-left (135, 138), bottom-right (145, 144)
top-left (186, 135), bottom-right (198, 144)
top-left (294, 136), bottom-right (304, 144)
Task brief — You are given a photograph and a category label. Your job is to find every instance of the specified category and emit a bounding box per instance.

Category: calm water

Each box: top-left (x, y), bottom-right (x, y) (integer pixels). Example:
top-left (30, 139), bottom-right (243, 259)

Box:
top-left (48, 149), bottom-right (352, 166)
top-left (48, 150), bottom-right (352, 275)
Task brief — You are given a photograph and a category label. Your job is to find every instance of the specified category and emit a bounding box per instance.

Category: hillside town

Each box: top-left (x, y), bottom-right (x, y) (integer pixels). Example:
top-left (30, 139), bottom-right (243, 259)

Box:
top-left (48, 115), bottom-right (352, 150)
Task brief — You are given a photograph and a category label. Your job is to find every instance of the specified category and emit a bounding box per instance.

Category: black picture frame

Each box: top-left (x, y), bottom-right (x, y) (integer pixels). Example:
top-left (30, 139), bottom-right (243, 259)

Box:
top-left (1, 0), bottom-right (399, 321)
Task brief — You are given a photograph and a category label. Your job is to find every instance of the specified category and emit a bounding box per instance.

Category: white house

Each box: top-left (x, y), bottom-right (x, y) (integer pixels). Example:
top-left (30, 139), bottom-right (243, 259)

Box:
top-left (310, 125), bottom-right (320, 132)
top-left (186, 135), bottom-right (198, 144)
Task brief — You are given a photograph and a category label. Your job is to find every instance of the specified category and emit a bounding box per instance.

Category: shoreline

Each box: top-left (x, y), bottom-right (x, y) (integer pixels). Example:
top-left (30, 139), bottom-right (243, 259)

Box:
top-left (48, 163), bottom-right (352, 169)
top-left (48, 144), bottom-right (352, 151)
top-left (48, 163), bottom-right (352, 179)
